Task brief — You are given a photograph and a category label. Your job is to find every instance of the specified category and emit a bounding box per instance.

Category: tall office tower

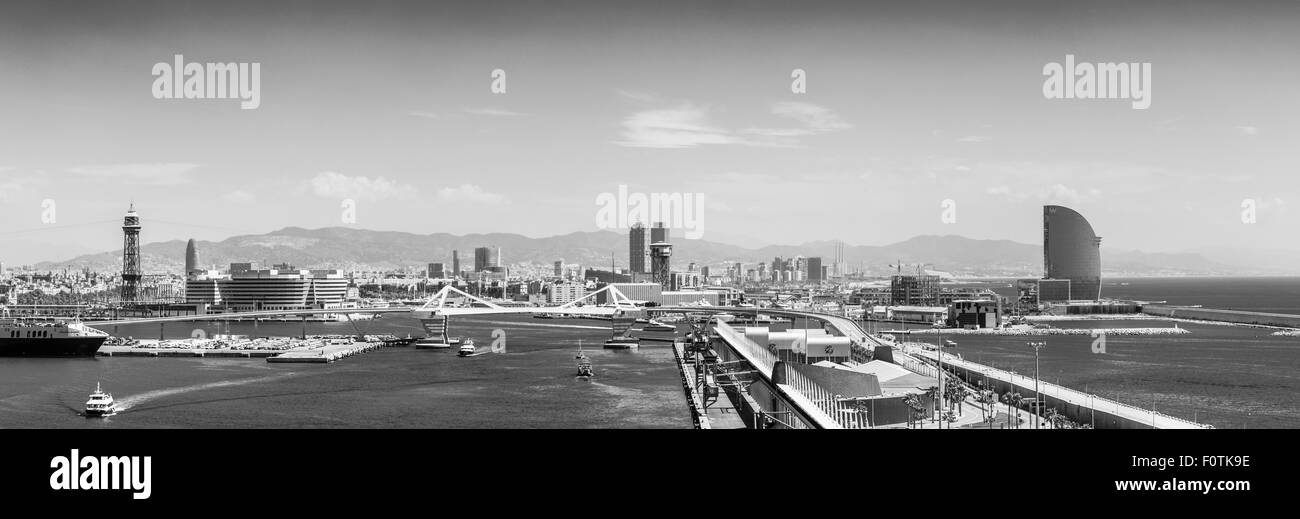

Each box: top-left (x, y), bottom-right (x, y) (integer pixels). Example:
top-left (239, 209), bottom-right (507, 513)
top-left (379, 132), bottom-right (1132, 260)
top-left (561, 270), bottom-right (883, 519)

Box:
top-left (474, 247), bottom-right (492, 272)
top-left (496, 247), bottom-right (503, 268)
top-left (650, 221), bottom-right (668, 244)
top-left (554, 260), bottom-right (563, 277)
top-left (184, 239), bottom-right (200, 276)
top-left (121, 204), bottom-right (142, 304)
top-left (771, 257), bottom-right (782, 281)
top-left (701, 266), bottom-right (711, 278)
top-left (452, 250), bottom-right (460, 279)
top-left (1043, 205), bottom-right (1102, 301)
top-left (428, 263), bottom-right (445, 278)
top-left (808, 257), bottom-right (823, 283)
top-left (629, 222), bottom-right (647, 274)
top-left (650, 241), bottom-right (672, 291)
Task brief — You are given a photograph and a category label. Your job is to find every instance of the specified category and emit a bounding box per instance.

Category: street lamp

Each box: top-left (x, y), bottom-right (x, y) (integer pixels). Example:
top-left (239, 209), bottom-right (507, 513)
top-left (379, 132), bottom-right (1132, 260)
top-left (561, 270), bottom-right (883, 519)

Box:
top-left (1027, 340), bottom-right (1046, 429)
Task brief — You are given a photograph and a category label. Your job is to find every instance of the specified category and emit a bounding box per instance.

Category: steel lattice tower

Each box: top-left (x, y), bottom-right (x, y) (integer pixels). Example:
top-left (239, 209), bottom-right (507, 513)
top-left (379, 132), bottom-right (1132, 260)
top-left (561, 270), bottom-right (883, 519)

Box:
top-left (650, 241), bottom-right (672, 291)
top-left (121, 204), bottom-right (142, 304)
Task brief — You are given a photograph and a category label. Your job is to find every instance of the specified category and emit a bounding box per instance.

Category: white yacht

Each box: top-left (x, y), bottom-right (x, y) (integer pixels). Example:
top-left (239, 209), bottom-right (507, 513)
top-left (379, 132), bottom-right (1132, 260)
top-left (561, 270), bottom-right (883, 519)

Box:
top-left (85, 382), bottom-right (117, 417)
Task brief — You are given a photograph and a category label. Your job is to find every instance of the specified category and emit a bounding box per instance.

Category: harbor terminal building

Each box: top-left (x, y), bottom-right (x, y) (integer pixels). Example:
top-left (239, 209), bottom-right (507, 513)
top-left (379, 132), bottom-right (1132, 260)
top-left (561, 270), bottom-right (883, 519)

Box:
top-left (185, 268), bottom-right (350, 312)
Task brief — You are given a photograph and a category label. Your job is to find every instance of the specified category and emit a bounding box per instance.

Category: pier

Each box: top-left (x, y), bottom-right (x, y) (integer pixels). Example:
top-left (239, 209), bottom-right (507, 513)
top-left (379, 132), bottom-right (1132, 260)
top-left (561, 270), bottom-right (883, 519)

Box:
top-left (903, 344), bottom-right (1210, 429)
top-left (97, 335), bottom-right (416, 363)
top-left (661, 306), bottom-right (1211, 430)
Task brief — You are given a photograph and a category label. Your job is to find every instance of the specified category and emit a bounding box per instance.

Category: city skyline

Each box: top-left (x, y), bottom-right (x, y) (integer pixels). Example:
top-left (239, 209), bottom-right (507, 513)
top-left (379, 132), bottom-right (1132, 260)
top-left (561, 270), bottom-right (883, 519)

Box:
top-left (2, 0), bottom-right (1298, 264)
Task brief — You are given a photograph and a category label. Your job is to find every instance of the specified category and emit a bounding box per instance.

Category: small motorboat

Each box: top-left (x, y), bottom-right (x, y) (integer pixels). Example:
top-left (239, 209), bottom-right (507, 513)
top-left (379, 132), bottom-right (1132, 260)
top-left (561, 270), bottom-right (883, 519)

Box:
top-left (458, 338), bottom-right (478, 357)
top-left (85, 382), bottom-right (117, 417)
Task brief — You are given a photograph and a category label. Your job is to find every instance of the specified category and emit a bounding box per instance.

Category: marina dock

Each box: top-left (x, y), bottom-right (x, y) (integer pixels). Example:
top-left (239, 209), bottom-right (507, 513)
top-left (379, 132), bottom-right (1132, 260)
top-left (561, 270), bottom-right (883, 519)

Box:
top-left (96, 334), bottom-right (417, 363)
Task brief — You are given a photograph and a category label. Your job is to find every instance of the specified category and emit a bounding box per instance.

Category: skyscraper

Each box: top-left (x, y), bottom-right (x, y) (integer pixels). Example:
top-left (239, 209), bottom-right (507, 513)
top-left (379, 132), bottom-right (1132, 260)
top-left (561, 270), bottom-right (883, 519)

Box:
top-left (629, 222), bottom-right (647, 274)
top-left (428, 263), bottom-right (445, 278)
top-left (469, 247), bottom-right (505, 273)
top-left (808, 257), bottom-right (823, 283)
top-left (121, 204), bottom-right (142, 304)
top-left (185, 239), bottom-right (200, 276)
top-left (1043, 205), bottom-right (1102, 301)
top-left (452, 250), bottom-right (460, 279)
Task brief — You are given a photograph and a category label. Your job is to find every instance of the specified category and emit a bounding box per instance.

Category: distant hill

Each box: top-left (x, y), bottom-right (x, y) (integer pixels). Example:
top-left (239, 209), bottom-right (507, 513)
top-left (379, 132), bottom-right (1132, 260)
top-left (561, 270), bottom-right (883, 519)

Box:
top-left (31, 227), bottom-right (1289, 277)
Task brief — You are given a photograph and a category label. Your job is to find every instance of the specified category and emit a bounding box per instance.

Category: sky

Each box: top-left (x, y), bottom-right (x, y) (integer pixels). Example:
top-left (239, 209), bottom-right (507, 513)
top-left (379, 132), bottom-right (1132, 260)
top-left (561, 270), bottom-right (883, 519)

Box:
top-left (1, 0), bottom-right (1297, 265)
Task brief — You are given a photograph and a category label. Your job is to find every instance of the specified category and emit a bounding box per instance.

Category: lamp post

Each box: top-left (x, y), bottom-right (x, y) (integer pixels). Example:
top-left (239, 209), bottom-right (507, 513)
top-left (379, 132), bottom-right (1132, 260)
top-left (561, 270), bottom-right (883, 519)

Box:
top-left (934, 318), bottom-right (952, 428)
top-left (1027, 341), bottom-right (1046, 429)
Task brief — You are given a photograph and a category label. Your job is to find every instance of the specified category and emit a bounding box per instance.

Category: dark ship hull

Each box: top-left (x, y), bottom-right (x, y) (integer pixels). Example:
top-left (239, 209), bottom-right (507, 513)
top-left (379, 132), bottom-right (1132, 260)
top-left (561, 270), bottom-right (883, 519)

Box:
top-left (0, 337), bottom-right (107, 357)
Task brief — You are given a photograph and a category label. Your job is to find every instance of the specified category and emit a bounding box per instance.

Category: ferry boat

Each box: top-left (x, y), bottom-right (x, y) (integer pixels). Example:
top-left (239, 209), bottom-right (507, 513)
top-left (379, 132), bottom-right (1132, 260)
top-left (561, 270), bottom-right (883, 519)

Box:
top-left (458, 338), bottom-right (478, 357)
top-left (576, 340), bottom-right (594, 377)
top-left (0, 319), bottom-right (110, 357)
top-left (84, 382), bottom-right (117, 417)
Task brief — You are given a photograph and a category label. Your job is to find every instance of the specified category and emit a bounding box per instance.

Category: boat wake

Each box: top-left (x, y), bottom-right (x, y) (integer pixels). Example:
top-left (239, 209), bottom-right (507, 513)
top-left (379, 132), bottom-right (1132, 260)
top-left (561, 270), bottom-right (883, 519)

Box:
top-left (112, 372), bottom-right (296, 413)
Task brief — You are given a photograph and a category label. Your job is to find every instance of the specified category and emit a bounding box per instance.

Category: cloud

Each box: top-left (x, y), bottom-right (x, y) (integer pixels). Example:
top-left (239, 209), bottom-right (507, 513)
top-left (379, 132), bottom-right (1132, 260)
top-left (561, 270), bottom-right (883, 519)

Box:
top-left (616, 106), bottom-right (742, 148)
top-left (1233, 126), bottom-right (1258, 136)
top-left (769, 102), bottom-right (851, 132)
top-left (956, 135), bottom-right (992, 143)
top-left (616, 89), bottom-right (658, 103)
top-left (221, 190), bottom-right (257, 204)
top-left (309, 171), bottom-right (416, 201)
top-left (740, 102), bottom-right (851, 146)
top-left (436, 184), bottom-right (509, 205)
top-left (464, 107), bottom-right (525, 117)
top-left (408, 111), bottom-right (441, 119)
top-left (986, 183), bottom-right (1094, 206)
top-left (66, 163), bottom-right (200, 185)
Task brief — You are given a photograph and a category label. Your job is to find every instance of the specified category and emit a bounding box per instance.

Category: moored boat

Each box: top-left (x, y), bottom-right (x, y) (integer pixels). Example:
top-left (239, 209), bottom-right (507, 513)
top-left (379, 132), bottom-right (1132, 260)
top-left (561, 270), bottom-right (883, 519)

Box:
top-left (603, 334), bottom-right (639, 349)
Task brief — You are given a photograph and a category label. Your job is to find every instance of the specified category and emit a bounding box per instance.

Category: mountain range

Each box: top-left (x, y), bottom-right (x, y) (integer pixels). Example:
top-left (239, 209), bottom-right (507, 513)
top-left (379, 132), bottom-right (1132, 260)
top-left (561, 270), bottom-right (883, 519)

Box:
top-left (27, 227), bottom-right (1294, 277)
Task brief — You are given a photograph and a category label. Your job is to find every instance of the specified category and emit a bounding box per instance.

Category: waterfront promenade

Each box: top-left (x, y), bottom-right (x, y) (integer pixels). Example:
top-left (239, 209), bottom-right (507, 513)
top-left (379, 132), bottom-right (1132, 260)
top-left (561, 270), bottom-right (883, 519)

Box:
top-left (903, 344), bottom-right (1210, 429)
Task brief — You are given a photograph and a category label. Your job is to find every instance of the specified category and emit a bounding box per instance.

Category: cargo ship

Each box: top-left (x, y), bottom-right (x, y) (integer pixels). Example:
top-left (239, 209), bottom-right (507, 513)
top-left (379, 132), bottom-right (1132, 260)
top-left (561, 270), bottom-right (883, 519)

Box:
top-left (0, 320), bottom-right (110, 357)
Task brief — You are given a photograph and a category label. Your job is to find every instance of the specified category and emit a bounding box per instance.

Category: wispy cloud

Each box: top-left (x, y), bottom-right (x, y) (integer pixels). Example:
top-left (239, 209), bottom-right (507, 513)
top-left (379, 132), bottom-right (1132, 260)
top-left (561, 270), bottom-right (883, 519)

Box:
top-left (1233, 125), bottom-right (1259, 136)
top-left (221, 190), bottom-right (257, 204)
top-left (436, 184), bottom-right (509, 205)
top-left (986, 183), bottom-right (1101, 206)
top-left (66, 163), bottom-right (200, 185)
top-left (769, 101), bottom-right (851, 132)
top-left (616, 105), bottom-right (742, 148)
top-left (464, 107), bottom-right (525, 117)
top-left (616, 89), bottom-right (658, 103)
top-left (309, 172), bottom-right (416, 201)
top-left (956, 135), bottom-right (992, 143)
top-left (740, 102), bottom-right (852, 145)
top-left (408, 110), bottom-right (441, 119)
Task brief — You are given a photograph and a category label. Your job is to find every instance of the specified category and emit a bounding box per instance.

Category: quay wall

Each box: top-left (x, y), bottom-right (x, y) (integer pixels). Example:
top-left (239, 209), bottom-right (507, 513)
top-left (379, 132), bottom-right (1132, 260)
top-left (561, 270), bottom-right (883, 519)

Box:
top-left (1142, 305), bottom-right (1300, 328)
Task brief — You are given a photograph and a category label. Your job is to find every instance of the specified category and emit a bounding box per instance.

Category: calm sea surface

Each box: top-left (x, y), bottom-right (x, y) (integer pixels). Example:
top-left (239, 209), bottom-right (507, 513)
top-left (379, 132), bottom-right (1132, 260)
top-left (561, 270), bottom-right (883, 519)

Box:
top-left (0, 314), bottom-right (692, 429)
top-left (908, 277), bottom-right (1300, 428)
top-left (3, 277), bottom-right (1299, 429)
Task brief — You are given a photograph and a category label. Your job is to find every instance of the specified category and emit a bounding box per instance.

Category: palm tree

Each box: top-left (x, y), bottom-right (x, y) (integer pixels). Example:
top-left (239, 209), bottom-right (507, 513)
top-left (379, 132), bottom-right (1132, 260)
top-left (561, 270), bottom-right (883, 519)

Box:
top-left (924, 386), bottom-right (940, 423)
top-left (1010, 392), bottom-right (1024, 429)
top-left (977, 390), bottom-right (996, 422)
top-left (902, 394), bottom-right (925, 429)
top-left (1043, 408), bottom-right (1060, 429)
